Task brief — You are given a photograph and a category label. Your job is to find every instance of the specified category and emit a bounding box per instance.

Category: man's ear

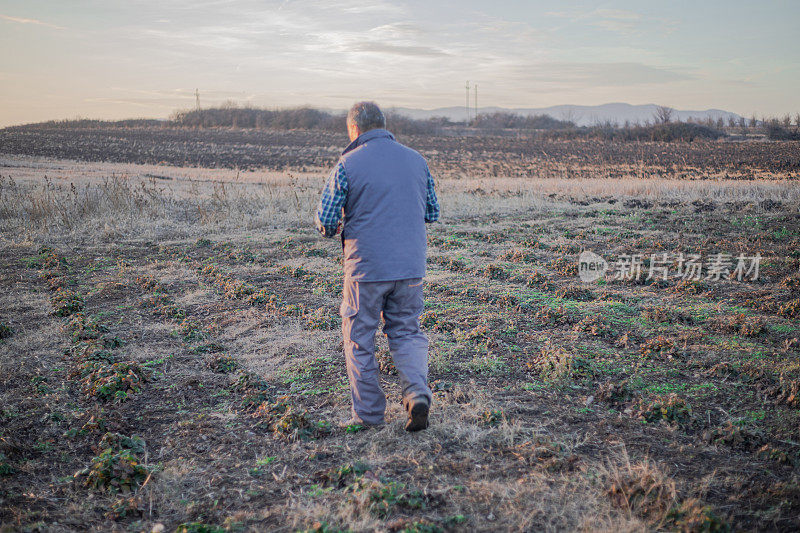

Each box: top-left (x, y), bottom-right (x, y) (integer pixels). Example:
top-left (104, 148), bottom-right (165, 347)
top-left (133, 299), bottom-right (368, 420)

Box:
top-left (347, 122), bottom-right (360, 141)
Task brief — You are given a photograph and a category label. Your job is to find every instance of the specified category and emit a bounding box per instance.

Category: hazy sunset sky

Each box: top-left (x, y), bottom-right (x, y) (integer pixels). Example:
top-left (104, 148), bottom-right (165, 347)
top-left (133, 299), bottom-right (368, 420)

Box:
top-left (1, 0), bottom-right (798, 127)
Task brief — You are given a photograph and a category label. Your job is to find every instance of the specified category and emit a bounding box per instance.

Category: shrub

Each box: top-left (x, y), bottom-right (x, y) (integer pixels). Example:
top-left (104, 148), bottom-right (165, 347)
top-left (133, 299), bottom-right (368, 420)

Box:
top-left (472, 112), bottom-right (573, 130)
top-left (208, 354), bottom-right (238, 373)
top-left (755, 444), bottom-right (793, 464)
top-left (434, 256), bottom-right (466, 272)
top-left (481, 263), bottom-right (508, 280)
top-left (528, 342), bottom-right (593, 382)
top-left (525, 271), bottom-right (552, 289)
top-left (314, 461), bottom-right (371, 488)
top-left (170, 105), bottom-right (450, 134)
top-left (646, 122), bottom-right (725, 142)
top-left (134, 275), bottom-right (162, 292)
top-left (25, 247), bottom-right (66, 270)
top-left (596, 380), bottom-right (635, 406)
top-left (546, 121), bottom-right (724, 142)
top-left (548, 256), bottom-right (578, 276)
top-left (79, 433), bottom-right (150, 493)
top-left (302, 307), bottom-right (340, 330)
top-left (79, 361), bottom-right (147, 402)
top-left (348, 478), bottom-right (426, 518)
top-left (640, 336), bottom-right (676, 359)
top-left (637, 394), bottom-right (692, 426)
top-left (254, 397), bottom-right (330, 441)
top-left (67, 339), bottom-right (115, 363)
top-left (234, 371), bottom-right (274, 407)
top-left (51, 287), bottom-right (84, 316)
top-left (419, 310), bottom-right (457, 332)
top-left (480, 409), bottom-right (504, 426)
top-left (63, 313), bottom-right (108, 342)
top-left (533, 305), bottom-right (574, 326)
top-left (702, 422), bottom-right (764, 451)
top-left (766, 124), bottom-right (800, 140)
top-left (107, 495), bottom-right (144, 520)
top-left (573, 315), bottom-right (613, 337)
top-left (175, 319), bottom-right (208, 341)
top-left (714, 313), bottom-right (764, 337)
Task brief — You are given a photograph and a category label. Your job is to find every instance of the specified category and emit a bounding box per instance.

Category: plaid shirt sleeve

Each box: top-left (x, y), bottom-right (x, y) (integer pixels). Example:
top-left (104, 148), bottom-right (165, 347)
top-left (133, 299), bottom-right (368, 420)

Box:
top-left (315, 161), bottom-right (348, 237)
top-left (424, 166), bottom-right (440, 223)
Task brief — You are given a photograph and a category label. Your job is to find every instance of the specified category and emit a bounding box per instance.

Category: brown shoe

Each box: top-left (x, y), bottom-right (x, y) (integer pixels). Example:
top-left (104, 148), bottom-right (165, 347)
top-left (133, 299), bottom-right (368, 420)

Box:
top-left (404, 398), bottom-right (430, 432)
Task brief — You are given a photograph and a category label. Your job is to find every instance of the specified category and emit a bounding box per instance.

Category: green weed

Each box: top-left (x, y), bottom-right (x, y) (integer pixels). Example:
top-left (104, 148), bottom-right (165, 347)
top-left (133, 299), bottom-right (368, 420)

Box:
top-left (637, 394), bottom-right (692, 426)
top-left (78, 432), bottom-right (151, 493)
top-left (51, 287), bottom-right (84, 316)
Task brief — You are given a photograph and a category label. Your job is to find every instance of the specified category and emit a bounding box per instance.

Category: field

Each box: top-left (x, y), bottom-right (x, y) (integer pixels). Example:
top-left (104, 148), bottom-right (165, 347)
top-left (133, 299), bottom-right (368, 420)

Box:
top-left (1, 129), bottom-right (800, 532)
top-left (3, 125), bottom-right (800, 178)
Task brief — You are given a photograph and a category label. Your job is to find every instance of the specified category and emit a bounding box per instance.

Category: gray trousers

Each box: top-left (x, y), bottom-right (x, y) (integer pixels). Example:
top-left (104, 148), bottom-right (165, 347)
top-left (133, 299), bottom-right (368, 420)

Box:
top-left (340, 276), bottom-right (433, 425)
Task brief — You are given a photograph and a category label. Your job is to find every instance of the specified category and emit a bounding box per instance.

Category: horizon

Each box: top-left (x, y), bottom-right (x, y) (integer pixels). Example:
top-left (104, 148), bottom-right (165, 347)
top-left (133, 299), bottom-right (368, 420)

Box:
top-left (1, 101), bottom-right (754, 128)
top-left (1, 0), bottom-right (798, 128)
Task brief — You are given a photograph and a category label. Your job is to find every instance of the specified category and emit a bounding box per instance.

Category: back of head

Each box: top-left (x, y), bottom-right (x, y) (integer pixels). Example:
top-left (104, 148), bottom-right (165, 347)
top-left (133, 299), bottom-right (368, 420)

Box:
top-left (347, 101), bottom-right (386, 133)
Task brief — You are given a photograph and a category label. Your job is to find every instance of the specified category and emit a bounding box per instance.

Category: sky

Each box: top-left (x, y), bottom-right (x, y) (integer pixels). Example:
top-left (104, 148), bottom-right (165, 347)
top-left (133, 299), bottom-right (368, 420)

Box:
top-left (1, 0), bottom-right (798, 127)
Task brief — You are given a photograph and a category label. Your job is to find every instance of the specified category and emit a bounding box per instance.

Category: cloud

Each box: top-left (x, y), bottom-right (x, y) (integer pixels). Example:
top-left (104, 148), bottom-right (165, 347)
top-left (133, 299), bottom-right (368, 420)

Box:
top-left (351, 41), bottom-right (450, 58)
top-left (142, 27), bottom-right (253, 50)
top-left (367, 22), bottom-right (424, 39)
top-left (0, 13), bottom-right (64, 30)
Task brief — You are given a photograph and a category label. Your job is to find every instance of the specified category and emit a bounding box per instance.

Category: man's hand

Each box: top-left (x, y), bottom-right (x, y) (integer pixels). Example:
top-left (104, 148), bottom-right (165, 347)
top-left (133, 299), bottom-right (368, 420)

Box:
top-left (315, 161), bottom-right (348, 237)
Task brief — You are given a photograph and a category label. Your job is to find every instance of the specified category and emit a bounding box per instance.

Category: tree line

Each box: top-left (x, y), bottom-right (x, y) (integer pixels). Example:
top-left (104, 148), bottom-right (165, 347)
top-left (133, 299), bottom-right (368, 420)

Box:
top-left (12, 103), bottom-right (800, 141)
top-left (168, 105), bottom-right (575, 134)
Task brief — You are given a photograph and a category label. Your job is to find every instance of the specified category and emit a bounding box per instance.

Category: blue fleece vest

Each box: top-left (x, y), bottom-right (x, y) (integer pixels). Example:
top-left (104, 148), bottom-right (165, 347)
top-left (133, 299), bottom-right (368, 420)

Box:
top-left (339, 129), bottom-right (429, 282)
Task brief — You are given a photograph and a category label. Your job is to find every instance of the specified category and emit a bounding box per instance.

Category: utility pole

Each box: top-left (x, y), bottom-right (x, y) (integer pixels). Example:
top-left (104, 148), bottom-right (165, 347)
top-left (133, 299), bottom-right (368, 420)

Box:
top-left (195, 88), bottom-right (200, 111)
top-left (474, 84), bottom-right (478, 121)
top-left (465, 81), bottom-right (470, 124)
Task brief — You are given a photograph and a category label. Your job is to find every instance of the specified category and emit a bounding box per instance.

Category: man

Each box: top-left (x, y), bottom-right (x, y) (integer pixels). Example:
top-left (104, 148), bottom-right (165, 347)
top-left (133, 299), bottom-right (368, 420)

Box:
top-left (314, 101), bottom-right (440, 432)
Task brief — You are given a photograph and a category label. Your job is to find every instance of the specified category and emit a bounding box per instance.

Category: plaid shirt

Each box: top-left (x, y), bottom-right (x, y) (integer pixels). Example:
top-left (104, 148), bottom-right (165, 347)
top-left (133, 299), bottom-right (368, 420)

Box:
top-left (315, 161), bottom-right (440, 237)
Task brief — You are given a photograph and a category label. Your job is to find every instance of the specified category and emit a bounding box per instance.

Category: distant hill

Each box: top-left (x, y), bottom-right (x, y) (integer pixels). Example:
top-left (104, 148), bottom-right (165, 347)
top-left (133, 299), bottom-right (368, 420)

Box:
top-left (388, 103), bottom-right (742, 127)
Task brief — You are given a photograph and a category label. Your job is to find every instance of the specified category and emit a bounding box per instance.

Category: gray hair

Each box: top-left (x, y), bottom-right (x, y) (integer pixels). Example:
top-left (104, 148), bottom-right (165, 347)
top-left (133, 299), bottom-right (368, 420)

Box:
top-left (347, 101), bottom-right (386, 132)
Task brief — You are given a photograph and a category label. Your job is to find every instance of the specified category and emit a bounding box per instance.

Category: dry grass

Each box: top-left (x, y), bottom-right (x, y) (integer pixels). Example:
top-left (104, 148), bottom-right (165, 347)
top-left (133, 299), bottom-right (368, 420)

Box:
top-left (2, 155), bottom-right (798, 244)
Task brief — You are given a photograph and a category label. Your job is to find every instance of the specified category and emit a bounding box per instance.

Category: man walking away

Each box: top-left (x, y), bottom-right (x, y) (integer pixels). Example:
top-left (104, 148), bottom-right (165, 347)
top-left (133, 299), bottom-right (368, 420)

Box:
top-left (314, 101), bottom-right (440, 432)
